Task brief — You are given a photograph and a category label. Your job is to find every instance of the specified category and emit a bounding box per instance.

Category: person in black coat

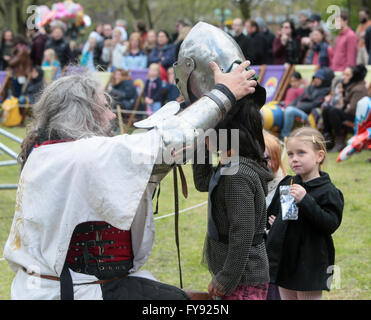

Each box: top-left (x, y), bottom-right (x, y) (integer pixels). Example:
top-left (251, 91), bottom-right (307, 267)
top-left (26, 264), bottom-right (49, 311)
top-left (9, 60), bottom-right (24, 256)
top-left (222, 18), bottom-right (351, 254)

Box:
top-left (107, 69), bottom-right (138, 110)
top-left (266, 127), bottom-right (344, 300)
top-left (231, 18), bottom-right (252, 62)
top-left (45, 26), bottom-right (71, 68)
top-left (245, 19), bottom-right (268, 65)
top-left (256, 18), bottom-right (275, 65)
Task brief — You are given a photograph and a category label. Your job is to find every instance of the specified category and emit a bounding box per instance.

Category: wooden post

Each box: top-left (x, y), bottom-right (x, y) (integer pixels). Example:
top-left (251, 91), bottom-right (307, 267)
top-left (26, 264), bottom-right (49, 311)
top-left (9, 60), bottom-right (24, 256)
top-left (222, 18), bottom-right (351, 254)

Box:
top-left (116, 105), bottom-right (124, 135)
top-left (124, 88), bottom-right (144, 134)
top-left (258, 64), bottom-right (266, 83)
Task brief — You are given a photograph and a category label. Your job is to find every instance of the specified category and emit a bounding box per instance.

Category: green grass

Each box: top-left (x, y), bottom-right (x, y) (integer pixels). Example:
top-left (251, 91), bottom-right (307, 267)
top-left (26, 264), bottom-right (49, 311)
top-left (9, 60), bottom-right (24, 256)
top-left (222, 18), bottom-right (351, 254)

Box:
top-left (0, 124), bottom-right (370, 300)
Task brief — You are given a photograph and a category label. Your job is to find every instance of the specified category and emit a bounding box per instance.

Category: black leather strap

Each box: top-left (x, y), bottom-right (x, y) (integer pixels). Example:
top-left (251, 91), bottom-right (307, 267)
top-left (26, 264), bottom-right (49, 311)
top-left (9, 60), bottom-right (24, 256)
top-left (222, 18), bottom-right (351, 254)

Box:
top-left (204, 92), bottom-right (227, 119)
top-left (214, 83), bottom-right (236, 105)
top-left (60, 262), bottom-right (74, 300)
top-left (173, 165), bottom-right (183, 289)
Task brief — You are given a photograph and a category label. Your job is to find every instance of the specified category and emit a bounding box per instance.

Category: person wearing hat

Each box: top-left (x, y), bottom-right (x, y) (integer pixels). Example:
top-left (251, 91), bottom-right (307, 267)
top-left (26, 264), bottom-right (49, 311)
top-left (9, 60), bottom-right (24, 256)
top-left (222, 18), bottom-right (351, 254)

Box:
top-left (297, 10), bottom-right (311, 39)
top-left (280, 67), bottom-right (334, 139)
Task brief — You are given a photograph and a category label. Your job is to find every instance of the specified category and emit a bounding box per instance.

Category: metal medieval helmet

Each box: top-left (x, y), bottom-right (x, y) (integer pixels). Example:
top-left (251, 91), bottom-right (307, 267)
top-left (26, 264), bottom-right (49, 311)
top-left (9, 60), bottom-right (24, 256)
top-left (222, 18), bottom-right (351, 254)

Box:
top-left (173, 21), bottom-right (266, 107)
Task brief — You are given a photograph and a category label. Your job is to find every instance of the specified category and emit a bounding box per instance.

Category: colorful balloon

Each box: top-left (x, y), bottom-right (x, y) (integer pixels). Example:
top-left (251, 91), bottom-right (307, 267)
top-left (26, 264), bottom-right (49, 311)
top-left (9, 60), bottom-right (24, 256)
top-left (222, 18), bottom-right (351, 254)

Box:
top-left (261, 102), bottom-right (284, 132)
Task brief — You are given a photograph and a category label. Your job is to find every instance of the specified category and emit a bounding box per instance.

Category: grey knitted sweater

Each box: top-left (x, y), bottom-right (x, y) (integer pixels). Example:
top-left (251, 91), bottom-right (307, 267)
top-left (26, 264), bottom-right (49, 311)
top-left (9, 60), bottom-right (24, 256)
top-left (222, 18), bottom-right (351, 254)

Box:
top-left (193, 156), bottom-right (273, 296)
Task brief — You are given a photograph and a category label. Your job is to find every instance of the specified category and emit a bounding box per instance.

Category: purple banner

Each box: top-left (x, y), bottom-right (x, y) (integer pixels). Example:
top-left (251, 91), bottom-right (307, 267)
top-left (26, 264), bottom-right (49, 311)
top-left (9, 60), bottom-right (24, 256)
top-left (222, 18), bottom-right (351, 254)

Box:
top-left (0, 71), bottom-right (7, 87)
top-left (250, 65), bottom-right (260, 77)
top-left (64, 66), bottom-right (86, 76)
top-left (130, 69), bottom-right (148, 83)
top-left (259, 65), bottom-right (287, 103)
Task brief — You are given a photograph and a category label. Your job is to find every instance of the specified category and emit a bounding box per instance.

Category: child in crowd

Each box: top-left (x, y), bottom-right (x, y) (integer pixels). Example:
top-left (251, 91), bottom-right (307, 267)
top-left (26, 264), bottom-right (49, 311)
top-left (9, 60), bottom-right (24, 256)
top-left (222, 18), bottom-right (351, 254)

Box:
top-left (193, 97), bottom-right (273, 300)
top-left (263, 131), bottom-right (287, 300)
top-left (263, 132), bottom-right (287, 210)
top-left (283, 71), bottom-right (305, 108)
top-left (266, 127), bottom-right (344, 300)
top-left (165, 67), bottom-right (180, 103)
top-left (42, 48), bottom-right (61, 80)
top-left (107, 68), bottom-right (138, 110)
top-left (144, 63), bottom-right (166, 115)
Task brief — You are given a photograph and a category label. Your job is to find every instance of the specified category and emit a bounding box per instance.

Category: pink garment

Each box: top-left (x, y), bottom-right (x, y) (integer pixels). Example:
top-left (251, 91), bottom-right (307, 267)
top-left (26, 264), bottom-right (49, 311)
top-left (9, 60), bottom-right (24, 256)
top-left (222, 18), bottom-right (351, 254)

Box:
top-left (278, 287), bottom-right (322, 300)
top-left (331, 27), bottom-right (358, 71)
top-left (283, 87), bottom-right (305, 107)
top-left (221, 283), bottom-right (268, 300)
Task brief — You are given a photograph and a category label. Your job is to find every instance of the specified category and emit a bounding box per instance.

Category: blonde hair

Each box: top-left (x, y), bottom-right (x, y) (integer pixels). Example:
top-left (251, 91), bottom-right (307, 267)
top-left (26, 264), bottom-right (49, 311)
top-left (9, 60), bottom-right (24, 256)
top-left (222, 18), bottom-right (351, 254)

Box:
top-left (148, 63), bottom-right (160, 76)
top-left (43, 48), bottom-right (58, 64)
top-left (286, 127), bottom-right (327, 167)
top-left (128, 32), bottom-right (144, 52)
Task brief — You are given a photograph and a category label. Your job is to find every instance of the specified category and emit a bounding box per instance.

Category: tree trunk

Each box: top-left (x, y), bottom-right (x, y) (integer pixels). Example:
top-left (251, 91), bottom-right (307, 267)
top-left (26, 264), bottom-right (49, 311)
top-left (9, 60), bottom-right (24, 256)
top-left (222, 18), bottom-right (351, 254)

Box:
top-left (361, 0), bottom-right (371, 13)
top-left (126, 0), bottom-right (147, 20)
top-left (238, 0), bottom-right (252, 20)
top-left (145, 2), bottom-right (153, 29)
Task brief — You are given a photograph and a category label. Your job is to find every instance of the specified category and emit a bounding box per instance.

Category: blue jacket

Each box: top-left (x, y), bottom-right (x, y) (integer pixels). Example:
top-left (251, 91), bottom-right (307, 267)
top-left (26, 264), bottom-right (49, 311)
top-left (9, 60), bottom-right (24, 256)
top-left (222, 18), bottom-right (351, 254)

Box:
top-left (144, 77), bottom-right (166, 102)
top-left (148, 44), bottom-right (176, 69)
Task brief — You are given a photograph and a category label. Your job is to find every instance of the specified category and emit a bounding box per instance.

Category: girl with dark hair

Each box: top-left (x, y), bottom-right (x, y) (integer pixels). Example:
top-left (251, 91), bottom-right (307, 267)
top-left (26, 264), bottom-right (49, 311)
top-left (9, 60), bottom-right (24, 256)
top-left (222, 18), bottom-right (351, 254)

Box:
top-left (322, 64), bottom-right (369, 152)
top-left (273, 20), bottom-right (301, 65)
top-left (192, 98), bottom-right (273, 300)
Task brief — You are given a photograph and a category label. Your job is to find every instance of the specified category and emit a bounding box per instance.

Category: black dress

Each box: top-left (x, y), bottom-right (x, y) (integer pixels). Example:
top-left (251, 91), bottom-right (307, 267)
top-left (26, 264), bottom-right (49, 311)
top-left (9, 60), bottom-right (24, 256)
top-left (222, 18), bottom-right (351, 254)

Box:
top-left (266, 173), bottom-right (344, 291)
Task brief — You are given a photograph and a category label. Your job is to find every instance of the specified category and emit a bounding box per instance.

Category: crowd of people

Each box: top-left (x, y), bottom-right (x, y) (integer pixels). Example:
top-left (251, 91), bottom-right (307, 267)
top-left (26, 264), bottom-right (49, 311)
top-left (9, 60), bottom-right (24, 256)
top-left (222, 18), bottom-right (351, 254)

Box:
top-left (230, 8), bottom-right (371, 153)
top-left (0, 18), bottom-right (192, 118)
top-left (1, 9), bottom-right (371, 142)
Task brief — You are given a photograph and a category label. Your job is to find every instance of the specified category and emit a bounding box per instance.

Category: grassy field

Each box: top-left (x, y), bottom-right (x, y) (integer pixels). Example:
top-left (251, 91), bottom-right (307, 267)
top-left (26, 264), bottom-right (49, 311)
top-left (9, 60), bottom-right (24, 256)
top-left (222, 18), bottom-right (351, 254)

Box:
top-left (0, 124), bottom-right (370, 300)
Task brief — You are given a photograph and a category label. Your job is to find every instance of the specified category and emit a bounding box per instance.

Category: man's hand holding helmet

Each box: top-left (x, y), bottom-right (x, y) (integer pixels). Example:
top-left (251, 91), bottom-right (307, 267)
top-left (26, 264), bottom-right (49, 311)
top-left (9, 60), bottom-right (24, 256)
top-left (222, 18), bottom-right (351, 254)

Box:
top-left (210, 60), bottom-right (257, 101)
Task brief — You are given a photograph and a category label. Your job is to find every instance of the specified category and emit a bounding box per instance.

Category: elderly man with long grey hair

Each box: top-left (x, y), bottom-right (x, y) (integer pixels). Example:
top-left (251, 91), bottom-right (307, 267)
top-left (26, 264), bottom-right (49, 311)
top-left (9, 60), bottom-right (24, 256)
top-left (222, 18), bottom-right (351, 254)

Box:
top-left (3, 50), bottom-right (259, 300)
